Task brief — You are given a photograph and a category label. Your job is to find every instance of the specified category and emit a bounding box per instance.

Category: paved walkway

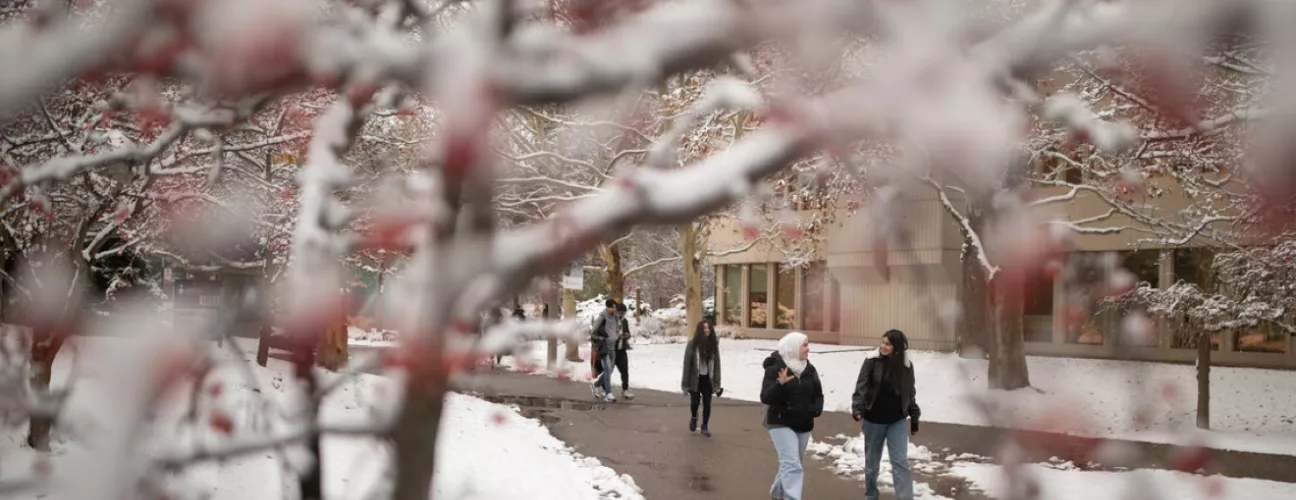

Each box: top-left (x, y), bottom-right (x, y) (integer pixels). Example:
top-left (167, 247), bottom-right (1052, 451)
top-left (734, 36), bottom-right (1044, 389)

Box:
top-left (456, 370), bottom-right (1296, 499)
top-left (457, 371), bottom-right (929, 499)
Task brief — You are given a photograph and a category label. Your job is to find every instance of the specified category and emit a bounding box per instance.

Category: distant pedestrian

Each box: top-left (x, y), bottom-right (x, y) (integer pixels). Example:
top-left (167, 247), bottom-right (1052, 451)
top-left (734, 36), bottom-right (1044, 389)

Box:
top-left (681, 320), bottom-right (722, 437)
top-left (589, 299), bottom-right (620, 402)
top-left (613, 302), bottom-right (635, 400)
top-left (484, 307), bottom-right (505, 366)
top-left (851, 329), bottom-right (921, 500)
top-left (761, 332), bottom-right (823, 500)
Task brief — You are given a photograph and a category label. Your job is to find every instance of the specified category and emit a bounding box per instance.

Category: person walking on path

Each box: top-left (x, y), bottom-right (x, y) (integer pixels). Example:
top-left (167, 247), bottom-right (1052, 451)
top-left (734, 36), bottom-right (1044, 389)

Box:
top-left (613, 302), bottom-right (635, 400)
top-left (761, 332), bottom-right (823, 500)
top-left (681, 320), bottom-right (722, 436)
top-left (851, 329), bottom-right (921, 500)
top-left (589, 299), bottom-right (620, 402)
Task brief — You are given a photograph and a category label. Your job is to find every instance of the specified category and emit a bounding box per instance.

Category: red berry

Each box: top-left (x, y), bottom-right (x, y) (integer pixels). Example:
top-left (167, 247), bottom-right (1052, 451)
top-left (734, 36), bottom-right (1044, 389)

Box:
top-left (209, 411), bottom-right (235, 435)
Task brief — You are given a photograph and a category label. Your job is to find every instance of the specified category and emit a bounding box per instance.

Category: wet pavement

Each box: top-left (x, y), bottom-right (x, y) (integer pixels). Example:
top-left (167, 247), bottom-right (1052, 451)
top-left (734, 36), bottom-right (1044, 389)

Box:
top-left (456, 370), bottom-right (1296, 499)
top-left (459, 371), bottom-right (989, 499)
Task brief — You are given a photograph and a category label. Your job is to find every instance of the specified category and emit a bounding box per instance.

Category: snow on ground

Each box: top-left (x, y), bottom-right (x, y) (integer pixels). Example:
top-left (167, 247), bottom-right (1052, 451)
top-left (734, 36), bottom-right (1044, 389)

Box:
top-left (807, 434), bottom-right (951, 499)
top-left (499, 338), bottom-right (1296, 457)
top-left (347, 325), bottom-right (397, 347)
top-left (950, 461), bottom-right (1296, 499)
top-left (808, 433), bottom-right (1296, 499)
top-left (1, 336), bottom-right (642, 500)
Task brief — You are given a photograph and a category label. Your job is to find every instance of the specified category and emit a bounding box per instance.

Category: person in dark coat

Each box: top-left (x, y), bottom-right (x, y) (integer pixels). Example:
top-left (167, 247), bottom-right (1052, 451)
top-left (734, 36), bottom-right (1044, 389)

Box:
top-left (613, 302), bottom-right (634, 400)
top-left (680, 320), bottom-right (722, 436)
top-left (761, 332), bottom-right (822, 500)
top-left (589, 299), bottom-right (620, 402)
top-left (851, 329), bottom-right (921, 500)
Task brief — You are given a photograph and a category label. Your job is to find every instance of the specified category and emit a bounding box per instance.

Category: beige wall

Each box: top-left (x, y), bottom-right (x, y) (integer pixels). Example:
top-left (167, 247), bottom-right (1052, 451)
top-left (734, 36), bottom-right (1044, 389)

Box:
top-left (703, 181), bottom-right (1295, 369)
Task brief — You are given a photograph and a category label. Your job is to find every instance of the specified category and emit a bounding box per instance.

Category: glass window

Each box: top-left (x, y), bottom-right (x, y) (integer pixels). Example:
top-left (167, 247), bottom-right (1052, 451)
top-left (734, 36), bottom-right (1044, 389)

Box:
top-left (1234, 323), bottom-right (1287, 353)
top-left (803, 262), bottom-right (827, 331)
top-left (1169, 318), bottom-right (1221, 351)
top-left (1066, 258), bottom-right (1107, 345)
top-left (1123, 250), bottom-right (1160, 289)
top-left (723, 265), bottom-right (742, 326)
top-left (775, 264), bottom-right (797, 329)
top-left (749, 264), bottom-right (769, 328)
top-left (1024, 280), bottom-right (1054, 343)
top-left (1173, 248), bottom-right (1216, 292)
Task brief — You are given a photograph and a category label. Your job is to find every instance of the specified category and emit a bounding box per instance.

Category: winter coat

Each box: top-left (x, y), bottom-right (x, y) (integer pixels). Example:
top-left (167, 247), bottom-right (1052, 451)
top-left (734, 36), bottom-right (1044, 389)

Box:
top-left (760, 352), bottom-right (824, 433)
top-left (616, 317), bottom-right (632, 351)
top-left (590, 310), bottom-right (621, 355)
top-left (850, 349), bottom-right (921, 424)
top-left (680, 336), bottom-right (721, 392)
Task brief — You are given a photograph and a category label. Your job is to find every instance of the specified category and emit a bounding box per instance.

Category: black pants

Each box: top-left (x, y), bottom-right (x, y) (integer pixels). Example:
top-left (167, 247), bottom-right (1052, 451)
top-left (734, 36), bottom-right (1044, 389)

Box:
top-left (689, 375), bottom-right (713, 426)
top-left (614, 349), bottom-right (629, 391)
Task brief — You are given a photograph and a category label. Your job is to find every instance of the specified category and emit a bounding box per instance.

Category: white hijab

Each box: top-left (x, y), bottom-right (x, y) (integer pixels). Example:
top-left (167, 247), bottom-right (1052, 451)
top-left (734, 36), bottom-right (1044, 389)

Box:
top-left (778, 332), bottom-right (808, 376)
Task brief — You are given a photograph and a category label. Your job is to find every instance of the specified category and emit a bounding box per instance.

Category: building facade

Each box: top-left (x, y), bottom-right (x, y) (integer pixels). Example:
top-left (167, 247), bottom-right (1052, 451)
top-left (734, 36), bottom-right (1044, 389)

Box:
top-left (708, 179), bottom-right (1296, 370)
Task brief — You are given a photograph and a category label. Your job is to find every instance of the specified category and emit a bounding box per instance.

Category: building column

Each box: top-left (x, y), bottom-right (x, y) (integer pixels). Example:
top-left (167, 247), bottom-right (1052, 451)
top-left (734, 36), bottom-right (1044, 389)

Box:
top-left (766, 263), bottom-right (777, 330)
top-left (715, 265), bottom-right (726, 325)
top-left (740, 264), bottom-right (750, 328)
top-left (822, 271), bottom-right (834, 333)
top-left (1051, 269), bottom-right (1066, 344)
top-left (1157, 250), bottom-right (1174, 350)
top-left (793, 266), bottom-right (804, 331)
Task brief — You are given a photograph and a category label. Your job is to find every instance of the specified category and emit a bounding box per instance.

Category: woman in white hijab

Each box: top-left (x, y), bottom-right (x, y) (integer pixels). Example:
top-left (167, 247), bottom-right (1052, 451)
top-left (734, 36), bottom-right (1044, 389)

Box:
top-left (759, 332), bottom-right (824, 500)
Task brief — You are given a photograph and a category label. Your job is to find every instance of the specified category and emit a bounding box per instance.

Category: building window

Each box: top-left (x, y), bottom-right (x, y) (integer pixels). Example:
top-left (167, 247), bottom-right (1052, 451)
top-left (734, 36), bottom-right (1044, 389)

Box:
top-left (1023, 281), bottom-right (1053, 343)
top-left (1169, 323), bottom-right (1222, 351)
top-left (1123, 250), bottom-right (1160, 289)
top-left (1173, 248), bottom-right (1216, 291)
top-left (1234, 323), bottom-right (1287, 354)
top-left (803, 262), bottom-right (827, 331)
top-left (749, 264), bottom-right (769, 328)
top-left (775, 264), bottom-right (797, 329)
top-left (1066, 255), bottom-right (1107, 345)
top-left (723, 265), bottom-right (742, 326)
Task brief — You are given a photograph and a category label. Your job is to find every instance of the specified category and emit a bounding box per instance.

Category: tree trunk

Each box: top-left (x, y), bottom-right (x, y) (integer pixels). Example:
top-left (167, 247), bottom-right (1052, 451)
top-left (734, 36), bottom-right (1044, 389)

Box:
top-left (988, 280), bottom-right (1031, 389)
top-left (27, 327), bottom-right (62, 451)
top-left (316, 312), bottom-right (348, 370)
top-left (600, 243), bottom-right (625, 302)
top-left (545, 296), bottom-right (557, 369)
top-left (959, 243), bottom-right (991, 358)
top-left (292, 333), bottom-right (323, 500)
top-left (679, 223), bottom-right (703, 339)
top-left (1196, 329), bottom-right (1211, 429)
top-left (256, 324), bottom-right (272, 367)
top-left (958, 202), bottom-right (991, 357)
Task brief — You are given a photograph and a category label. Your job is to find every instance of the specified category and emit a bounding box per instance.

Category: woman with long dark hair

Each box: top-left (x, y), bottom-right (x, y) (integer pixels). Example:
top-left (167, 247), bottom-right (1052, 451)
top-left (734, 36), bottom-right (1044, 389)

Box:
top-left (681, 320), bottom-right (722, 436)
top-left (850, 329), bottom-right (921, 500)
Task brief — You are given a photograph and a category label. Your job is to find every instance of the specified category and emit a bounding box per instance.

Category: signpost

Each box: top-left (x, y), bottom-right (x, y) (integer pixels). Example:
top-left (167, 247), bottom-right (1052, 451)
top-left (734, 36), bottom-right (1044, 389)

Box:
top-left (562, 259), bottom-right (584, 290)
top-left (560, 260), bottom-right (584, 364)
top-left (174, 279), bottom-right (222, 341)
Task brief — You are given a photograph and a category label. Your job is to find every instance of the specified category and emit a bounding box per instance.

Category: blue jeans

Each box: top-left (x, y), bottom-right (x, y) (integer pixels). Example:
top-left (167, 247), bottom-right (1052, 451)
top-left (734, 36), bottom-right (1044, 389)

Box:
top-left (862, 419), bottom-right (913, 500)
top-left (768, 426), bottom-right (810, 500)
top-left (595, 350), bottom-right (616, 394)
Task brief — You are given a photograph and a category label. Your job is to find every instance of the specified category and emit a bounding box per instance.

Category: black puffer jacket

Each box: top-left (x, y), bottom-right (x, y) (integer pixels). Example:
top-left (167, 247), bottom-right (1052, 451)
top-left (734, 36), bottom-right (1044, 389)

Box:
top-left (850, 350), bottom-right (921, 423)
top-left (760, 352), bottom-right (824, 433)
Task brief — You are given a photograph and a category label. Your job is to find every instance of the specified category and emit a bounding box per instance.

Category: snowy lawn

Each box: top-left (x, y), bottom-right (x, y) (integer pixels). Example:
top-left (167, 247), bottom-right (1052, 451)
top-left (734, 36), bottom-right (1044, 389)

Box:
top-left (1, 336), bottom-right (642, 500)
top-left (496, 338), bottom-right (1296, 457)
top-left (807, 434), bottom-right (1296, 500)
